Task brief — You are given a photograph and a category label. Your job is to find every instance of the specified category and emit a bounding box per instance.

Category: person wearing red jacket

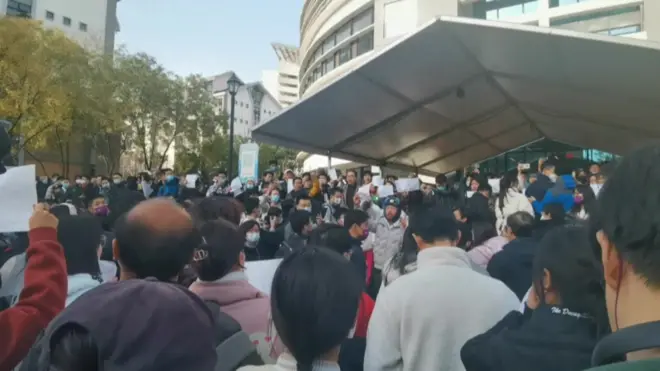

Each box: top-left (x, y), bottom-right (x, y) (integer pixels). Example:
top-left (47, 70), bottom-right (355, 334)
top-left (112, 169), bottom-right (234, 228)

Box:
top-left (0, 204), bottom-right (67, 371)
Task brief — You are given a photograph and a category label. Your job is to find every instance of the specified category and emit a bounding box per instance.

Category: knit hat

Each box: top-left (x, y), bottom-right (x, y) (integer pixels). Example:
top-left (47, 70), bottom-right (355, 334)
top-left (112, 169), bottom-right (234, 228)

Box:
top-left (25, 278), bottom-right (217, 371)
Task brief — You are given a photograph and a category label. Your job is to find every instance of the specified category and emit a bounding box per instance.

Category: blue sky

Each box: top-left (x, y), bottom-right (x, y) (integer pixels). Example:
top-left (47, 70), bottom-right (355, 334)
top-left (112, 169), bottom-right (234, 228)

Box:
top-left (115, 0), bottom-right (303, 82)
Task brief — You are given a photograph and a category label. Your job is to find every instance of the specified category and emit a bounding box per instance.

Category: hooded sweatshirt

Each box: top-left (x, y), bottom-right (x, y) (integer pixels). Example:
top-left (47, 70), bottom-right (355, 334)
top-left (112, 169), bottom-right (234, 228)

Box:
top-left (189, 271), bottom-right (279, 363)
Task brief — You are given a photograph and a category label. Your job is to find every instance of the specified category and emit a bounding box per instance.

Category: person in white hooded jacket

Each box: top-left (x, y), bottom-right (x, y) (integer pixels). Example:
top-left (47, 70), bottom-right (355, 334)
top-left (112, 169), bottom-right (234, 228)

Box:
top-left (495, 173), bottom-right (534, 233)
top-left (365, 206), bottom-right (519, 371)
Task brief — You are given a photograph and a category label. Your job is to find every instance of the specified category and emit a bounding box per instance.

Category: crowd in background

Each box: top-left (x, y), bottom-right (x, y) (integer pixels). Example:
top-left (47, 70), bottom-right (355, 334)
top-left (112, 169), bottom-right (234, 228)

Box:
top-left (0, 143), bottom-right (658, 371)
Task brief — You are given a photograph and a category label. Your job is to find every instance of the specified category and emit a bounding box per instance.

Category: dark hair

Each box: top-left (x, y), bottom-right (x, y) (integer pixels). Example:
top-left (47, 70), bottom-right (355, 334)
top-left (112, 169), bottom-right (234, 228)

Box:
top-left (48, 325), bottom-right (99, 371)
top-left (387, 227), bottom-right (418, 285)
top-left (57, 215), bottom-right (102, 277)
top-left (192, 196), bottom-right (244, 226)
top-left (363, 170), bottom-right (372, 178)
top-left (289, 210), bottom-right (312, 235)
top-left (594, 145), bottom-right (660, 288)
top-left (114, 214), bottom-right (200, 281)
top-left (435, 174), bottom-right (447, 185)
top-left (125, 176), bottom-right (138, 191)
top-left (270, 247), bottom-right (362, 371)
top-left (244, 197), bottom-right (260, 215)
top-left (532, 225), bottom-right (609, 335)
top-left (194, 219), bottom-right (245, 281)
top-left (498, 172), bottom-right (519, 212)
top-left (541, 162), bottom-right (556, 172)
top-left (267, 207), bottom-right (283, 219)
top-left (472, 221), bottom-right (498, 248)
top-left (506, 211), bottom-right (534, 238)
top-left (346, 170), bottom-right (357, 177)
top-left (543, 202), bottom-right (566, 224)
top-left (330, 187), bottom-right (343, 196)
top-left (50, 204), bottom-right (74, 219)
top-left (343, 209), bottom-right (368, 230)
top-left (410, 206), bottom-right (459, 243)
top-left (238, 219), bottom-right (260, 235)
top-left (309, 224), bottom-right (352, 255)
top-left (295, 194), bottom-right (311, 205)
top-left (573, 184), bottom-right (596, 216)
top-left (477, 182), bottom-right (492, 193)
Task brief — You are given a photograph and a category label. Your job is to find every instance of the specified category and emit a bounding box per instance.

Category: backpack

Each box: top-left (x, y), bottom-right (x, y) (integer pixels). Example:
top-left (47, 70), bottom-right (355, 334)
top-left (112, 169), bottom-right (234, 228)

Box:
top-left (204, 300), bottom-right (265, 371)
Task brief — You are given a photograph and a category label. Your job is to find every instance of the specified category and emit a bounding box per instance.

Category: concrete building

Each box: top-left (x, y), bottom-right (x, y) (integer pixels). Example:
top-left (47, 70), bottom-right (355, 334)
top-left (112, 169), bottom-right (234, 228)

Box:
top-left (208, 71), bottom-right (282, 138)
top-left (261, 69), bottom-right (279, 100)
top-left (299, 0), bottom-right (660, 97)
top-left (271, 43), bottom-right (301, 107)
top-left (0, 0), bottom-right (121, 54)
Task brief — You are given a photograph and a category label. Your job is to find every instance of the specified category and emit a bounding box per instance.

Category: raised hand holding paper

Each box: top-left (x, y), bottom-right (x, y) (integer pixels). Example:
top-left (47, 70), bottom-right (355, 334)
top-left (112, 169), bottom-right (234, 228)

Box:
top-left (0, 165), bottom-right (38, 233)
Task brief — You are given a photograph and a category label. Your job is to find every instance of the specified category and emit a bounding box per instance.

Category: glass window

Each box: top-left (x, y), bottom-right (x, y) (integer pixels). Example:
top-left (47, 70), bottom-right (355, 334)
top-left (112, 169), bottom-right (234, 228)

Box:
top-left (6, 0), bottom-right (32, 17)
top-left (607, 24), bottom-right (641, 36)
top-left (356, 33), bottom-right (374, 56)
top-left (337, 46), bottom-right (352, 65)
top-left (45, 10), bottom-right (54, 20)
top-left (79, 22), bottom-right (87, 31)
top-left (322, 34), bottom-right (336, 54)
top-left (352, 8), bottom-right (374, 33)
top-left (63, 16), bottom-right (71, 26)
top-left (323, 58), bottom-right (335, 74)
top-left (336, 23), bottom-right (351, 43)
top-left (498, 4), bottom-right (524, 18)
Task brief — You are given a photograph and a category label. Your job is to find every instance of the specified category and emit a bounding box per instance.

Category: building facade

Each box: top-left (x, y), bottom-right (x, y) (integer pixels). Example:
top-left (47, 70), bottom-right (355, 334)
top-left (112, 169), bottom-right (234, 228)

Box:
top-left (0, 0), bottom-right (121, 54)
top-left (208, 72), bottom-right (283, 138)
top-left (271, 43), bottom-right (301, 107)
top-left (299, 0), bottom-right (660, 97)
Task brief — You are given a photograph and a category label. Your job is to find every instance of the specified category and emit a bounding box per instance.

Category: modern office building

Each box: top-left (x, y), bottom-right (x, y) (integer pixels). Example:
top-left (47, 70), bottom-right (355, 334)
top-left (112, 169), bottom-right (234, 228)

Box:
top-left (0, 0), bottom-right (121, 54)
top-left (299, 0), bottom-right (660, 97)
top-left (271, 43), bottom-right (301, 107)
top-left (208, 71), bottom-right (283, 138)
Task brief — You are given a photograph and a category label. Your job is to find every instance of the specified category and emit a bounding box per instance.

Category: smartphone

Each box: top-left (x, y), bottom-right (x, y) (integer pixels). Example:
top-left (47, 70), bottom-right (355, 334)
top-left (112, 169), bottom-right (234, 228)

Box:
top-left (520, 163), bottom-right (531, 170)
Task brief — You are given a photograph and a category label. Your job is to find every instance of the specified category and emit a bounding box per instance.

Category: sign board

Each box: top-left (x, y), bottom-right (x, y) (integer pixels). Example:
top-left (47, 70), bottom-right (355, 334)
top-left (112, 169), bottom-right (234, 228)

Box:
top-left (238, 142), bottom-right (259, 183)
top-left (0, 165), bottom-right (37, 233)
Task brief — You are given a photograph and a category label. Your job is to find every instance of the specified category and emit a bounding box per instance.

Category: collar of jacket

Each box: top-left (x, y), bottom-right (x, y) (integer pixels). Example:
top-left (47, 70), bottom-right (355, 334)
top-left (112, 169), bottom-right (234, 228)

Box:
top-left (417, 246), bottom-right (473, 270)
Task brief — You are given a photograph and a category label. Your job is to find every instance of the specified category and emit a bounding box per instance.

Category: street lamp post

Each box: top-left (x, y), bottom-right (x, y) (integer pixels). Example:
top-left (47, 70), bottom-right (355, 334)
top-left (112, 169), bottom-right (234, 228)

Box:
top-left (248, 84), bottom-right (265, 136)
top-left (226, 74), bottom-right (242, 180)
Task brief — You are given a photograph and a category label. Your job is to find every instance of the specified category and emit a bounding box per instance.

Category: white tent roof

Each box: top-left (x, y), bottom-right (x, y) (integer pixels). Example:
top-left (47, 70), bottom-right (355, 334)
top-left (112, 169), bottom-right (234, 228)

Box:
top-left (253, 16), bottom-right (660, 175)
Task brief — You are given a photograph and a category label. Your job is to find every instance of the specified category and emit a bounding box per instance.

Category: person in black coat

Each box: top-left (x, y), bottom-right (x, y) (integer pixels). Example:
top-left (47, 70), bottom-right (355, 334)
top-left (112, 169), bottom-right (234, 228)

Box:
top-left (466, 183), bottom-right (495, 226)
top-left (487, 211), bottom-right (538, 300)
top-left (462, 225), bottom-right (609, 371)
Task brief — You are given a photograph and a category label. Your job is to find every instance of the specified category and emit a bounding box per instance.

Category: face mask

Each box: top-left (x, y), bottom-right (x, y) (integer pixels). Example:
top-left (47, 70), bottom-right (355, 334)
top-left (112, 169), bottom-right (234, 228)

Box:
top-left (247, 184), bottom-right (255, 189)
top-left (166, 175), bottom-right (174, 182)
top-left (101, 183), bottom-right (110, 189)
top-left (81, 180), bottom-right (88, 186)
top-left (246, 232), bottom-right (260, 243)
top-left (40, 178), bottom-right (48, 184)
top-left (303, 207), bottom-right (312, 212)
top-left (217, 177), bottom-right (226, 184)
top-left (362, 229), bottom-right (369, 239)
top-left (61, 183), bottom-right (69, 189)
top-left (271, 195), bottom-right (280, 203)
top-left (549, 174), bottom-right (558, 182)
top-left (332, 198), bottom-right (342, 205)
top-left (75, 179), bottom-right (83, 185)
top-left (113, 179), bottom-right (122, 184)
top-left (94, 205), bottom-right (109, 217)
top-left (574, 194), bottom-right (584, 204)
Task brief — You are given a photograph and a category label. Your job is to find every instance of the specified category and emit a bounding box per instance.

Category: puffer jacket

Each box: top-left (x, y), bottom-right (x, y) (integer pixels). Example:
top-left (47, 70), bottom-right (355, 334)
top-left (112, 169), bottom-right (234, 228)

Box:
top-left (495, 189), bottom-right (534, 233)
top-left (369, 216), bottom-right (405, 270)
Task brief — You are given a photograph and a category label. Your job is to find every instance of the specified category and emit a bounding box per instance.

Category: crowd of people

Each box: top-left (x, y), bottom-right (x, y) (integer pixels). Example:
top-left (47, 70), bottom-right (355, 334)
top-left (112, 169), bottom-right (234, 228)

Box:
top-left (0, 143), bottom-right (658, 371)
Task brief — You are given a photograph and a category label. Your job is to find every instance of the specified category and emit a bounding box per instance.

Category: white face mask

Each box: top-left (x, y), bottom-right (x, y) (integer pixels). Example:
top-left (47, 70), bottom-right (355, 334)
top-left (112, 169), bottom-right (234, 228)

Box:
top-left (246, 232), bottom-right (260, 243)
top-left (549, 174), bottom-right (558, 182)
top-left (303, 207), bottom-right (312, 212)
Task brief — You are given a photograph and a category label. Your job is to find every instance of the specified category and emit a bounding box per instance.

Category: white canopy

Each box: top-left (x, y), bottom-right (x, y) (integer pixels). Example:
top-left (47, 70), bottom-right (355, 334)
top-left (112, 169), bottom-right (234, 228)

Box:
top-left (253, 16), bottom-right (660, 175)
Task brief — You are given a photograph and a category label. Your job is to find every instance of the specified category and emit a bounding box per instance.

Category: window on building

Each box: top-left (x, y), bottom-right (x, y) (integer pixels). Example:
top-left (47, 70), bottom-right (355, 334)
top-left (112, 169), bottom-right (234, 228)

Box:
top-left (63, 16), bottom-right (71, 26)
top-left (45, 10), bottom-right (54, 20)
top-left (598, 24), bottom-right (642, 36)
top-left (323, 58), bottom-right (335, 74)
top-left (550, 5), bottom-right (641, 34)
top-left (322, 34), bottom-right (336, 54)
top-left (484, 1), bottom-right (538, 20)
top-left (550, 0), bottom-right (593, 8)
top-left (6, 0), bottom-right (32, 17)
top-left (353, 8), bottom-right (374, 33)
top-left (337, 46), bottom-right (352, 65)
top-left (79, 22), bottom-right (87, 31)
top-left (356, 33), bottom-right (374, 56)
top-left (336, 23), bottom-right (351, 44)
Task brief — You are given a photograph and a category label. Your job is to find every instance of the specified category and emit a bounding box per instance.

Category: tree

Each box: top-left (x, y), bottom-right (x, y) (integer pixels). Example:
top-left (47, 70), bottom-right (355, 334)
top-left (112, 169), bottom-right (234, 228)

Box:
top-left (0, 17), bottom-right (82, 158)
top-left (257, 143), bottom-right (301, 173)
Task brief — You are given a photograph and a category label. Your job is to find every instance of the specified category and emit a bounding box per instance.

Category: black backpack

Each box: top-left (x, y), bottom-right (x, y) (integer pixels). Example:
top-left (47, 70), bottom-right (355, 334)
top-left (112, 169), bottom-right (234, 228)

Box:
top-left (204, 300), bottom-right (265, 371)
